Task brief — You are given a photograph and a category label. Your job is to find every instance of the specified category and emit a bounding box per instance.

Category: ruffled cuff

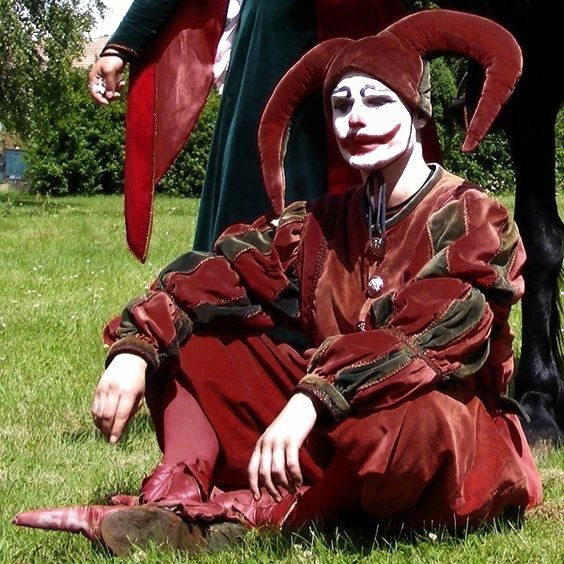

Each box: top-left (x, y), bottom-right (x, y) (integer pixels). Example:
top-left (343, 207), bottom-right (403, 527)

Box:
top-left (105, 336), bottom-right (159, 375)
top-left (295, 374), bottom-right (350, 424)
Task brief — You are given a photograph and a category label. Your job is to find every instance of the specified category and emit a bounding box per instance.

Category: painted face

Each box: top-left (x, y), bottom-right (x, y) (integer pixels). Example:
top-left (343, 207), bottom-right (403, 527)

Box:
top-left (331, 73), bottom-right (416, 171)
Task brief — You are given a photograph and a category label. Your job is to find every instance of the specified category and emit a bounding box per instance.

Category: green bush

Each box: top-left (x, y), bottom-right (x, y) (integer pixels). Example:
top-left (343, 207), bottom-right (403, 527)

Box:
top-left (157, 89), bottom-right (221, 198)
top-left (429, 57), bottom-right (515, 194)
top-left (25, 69), bottom-right (125, 195)
top-left (25, 69), bottom-right (219, 197)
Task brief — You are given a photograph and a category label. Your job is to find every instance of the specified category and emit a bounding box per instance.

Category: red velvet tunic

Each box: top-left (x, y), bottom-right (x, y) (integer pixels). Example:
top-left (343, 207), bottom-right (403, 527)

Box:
top-left (104, 165), bottom-right (542, 527)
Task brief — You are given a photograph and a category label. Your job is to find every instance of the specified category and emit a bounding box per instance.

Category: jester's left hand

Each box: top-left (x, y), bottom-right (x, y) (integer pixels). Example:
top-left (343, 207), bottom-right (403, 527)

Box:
top-left (248, 393), bottom-right (317, 502)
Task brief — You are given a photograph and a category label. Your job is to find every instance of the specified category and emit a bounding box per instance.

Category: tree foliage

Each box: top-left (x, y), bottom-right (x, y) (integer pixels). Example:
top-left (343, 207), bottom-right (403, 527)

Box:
top-left (0, 0), bottom-right (102, 139)
top-left (25, 69), bottom-right (125, 195)
top-left (25, 68), bottom-right (220, 198)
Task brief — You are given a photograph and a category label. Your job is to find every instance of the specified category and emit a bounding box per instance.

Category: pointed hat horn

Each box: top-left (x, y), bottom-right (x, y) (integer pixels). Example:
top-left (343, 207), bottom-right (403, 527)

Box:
top-left (385, 9), bottom-right (522, 151)
top-left (258, 38), bottom-right (352, 215)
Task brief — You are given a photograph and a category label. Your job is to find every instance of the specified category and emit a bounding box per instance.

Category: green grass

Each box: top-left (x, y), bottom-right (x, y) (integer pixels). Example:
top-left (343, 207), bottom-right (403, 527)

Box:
top-left (0, 191), bottom-right (563, 563)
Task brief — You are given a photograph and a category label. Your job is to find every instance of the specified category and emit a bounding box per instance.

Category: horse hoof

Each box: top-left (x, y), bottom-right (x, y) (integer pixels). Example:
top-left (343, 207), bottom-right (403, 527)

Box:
top-left (519, 391), bottom-right (564, 448)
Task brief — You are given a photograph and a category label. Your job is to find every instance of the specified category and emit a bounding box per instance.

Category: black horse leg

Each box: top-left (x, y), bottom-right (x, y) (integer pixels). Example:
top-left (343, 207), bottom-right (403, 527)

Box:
top-left (509, 109), bottom-right (564, 445)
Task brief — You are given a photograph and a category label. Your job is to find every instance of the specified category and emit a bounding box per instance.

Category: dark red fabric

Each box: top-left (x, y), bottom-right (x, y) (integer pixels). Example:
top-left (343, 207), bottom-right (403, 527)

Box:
top-left (125, 0), bottom-right (229, 261)
top-left (143, 331), bottom-right (541, 528)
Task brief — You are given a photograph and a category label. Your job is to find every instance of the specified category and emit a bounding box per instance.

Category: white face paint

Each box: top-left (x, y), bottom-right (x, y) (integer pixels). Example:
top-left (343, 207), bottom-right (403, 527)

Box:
top-left (331, 73), bottom-right (418, 172)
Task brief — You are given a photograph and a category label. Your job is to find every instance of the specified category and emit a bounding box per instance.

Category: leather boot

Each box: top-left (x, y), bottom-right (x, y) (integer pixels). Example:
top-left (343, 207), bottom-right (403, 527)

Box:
top-left (13, 505), bottom-right (130, 541)
top-left (13, 503), bottom-right (228, 556)
top-left (176, 486), bottom-right (308, 529)
top-left (140, 459), bottom-right (213, 504)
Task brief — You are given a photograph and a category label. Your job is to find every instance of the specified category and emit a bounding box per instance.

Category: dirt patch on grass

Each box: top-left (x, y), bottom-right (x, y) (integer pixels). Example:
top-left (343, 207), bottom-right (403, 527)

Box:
top-left (529, 501), bottom-right (564, 523)
top-left (540, 468), bottom-right (564, 489)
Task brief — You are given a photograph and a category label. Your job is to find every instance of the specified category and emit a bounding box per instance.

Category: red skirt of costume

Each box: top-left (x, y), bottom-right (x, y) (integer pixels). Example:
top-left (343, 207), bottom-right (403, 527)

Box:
top-left (145, 330), bottom-right (541, 530)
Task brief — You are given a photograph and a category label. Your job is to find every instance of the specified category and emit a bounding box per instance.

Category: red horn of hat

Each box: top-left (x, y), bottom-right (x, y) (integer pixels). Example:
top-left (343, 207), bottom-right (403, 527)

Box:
top-left (386, 9), bottom-right (522, 152)
top-left (258, 38), bottom-right (352, 215)
top-left (323, 9), bottom-right (522, 152)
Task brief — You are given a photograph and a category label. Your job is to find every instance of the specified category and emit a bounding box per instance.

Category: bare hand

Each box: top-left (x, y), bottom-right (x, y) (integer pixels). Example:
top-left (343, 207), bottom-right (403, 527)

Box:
top-left (91, 353), bottom-right (146, 443)
top-left (88, 50), bottom-right (126, 106)
top-left (248, 393), bottom-right (317, 502)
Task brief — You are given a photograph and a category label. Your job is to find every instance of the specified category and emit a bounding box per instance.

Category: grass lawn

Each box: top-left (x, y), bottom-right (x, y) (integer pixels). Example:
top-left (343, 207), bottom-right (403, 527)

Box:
top-left (0, 191), bottom-right (563, 563)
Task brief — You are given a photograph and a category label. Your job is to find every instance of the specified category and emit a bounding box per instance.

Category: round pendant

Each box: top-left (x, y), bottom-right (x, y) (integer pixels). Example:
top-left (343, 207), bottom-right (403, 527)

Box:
top-left (366, 275), bottom-right (384, 298)
top-left (369, 237), bottom-right (386, 261)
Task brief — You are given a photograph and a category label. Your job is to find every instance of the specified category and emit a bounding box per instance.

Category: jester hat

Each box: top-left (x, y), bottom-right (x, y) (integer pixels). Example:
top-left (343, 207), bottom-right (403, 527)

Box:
top-left (258, 9), bottom-right (523, 215)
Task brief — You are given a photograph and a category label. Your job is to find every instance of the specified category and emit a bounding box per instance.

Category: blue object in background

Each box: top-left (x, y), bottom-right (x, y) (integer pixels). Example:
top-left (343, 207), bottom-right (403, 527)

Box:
top-left (0, 149), bottom-right (27, 180)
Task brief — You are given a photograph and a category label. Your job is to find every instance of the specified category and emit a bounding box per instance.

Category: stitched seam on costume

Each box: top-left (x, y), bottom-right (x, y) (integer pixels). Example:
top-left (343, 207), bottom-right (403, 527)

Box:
top-left (426, 218), bottom-right (436, 257)
top-left (462, 195), bottom-right (470, 236)
top-left (278, 216), bottom-right (306, 229)
top-left (353, 354), bottom-right (415, 396)
top-left (296, 382), bottom-right (346, 419)
top-left (190, 292), bottom-right (249, 309)
top-left (271, 281), bottom-right (292, 302)
top-left (507, 244), bottom-right (519, 280)
top-left (385, 327), bottom-right (442, 374)
top-left (242, 308), bottom-right (264, 321)
top-left (305, 239), bottom-right (328, 334)
top-left (407, 290), bottom-right (471, 340)
top-left (231, 245), bottom-right (271, 262)
top-left (333, 344), bottom-right (403, 375)
top-left (308, 337), bottom-right (335, 372)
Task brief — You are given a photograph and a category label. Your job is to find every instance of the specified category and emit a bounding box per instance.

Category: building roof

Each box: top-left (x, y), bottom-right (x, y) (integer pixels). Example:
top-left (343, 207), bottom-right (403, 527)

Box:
top-left (73, 35), bottom-right (110, 69)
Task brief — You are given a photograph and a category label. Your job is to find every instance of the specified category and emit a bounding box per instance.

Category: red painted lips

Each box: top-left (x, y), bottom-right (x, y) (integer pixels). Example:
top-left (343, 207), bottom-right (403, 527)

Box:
top-left (340, 123), bottom-right (401, 154)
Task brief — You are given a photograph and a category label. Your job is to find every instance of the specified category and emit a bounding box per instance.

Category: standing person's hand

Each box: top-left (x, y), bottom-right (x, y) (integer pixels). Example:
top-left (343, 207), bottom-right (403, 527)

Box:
top-left (248, 393), bottom-right (318, 502)
top-left (91, 353), bottom-right (147, 443)
top-left (88, 50), bottom-right (127, 105)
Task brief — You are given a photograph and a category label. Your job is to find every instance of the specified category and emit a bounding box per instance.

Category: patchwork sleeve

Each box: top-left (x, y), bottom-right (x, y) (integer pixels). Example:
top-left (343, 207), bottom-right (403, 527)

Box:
top-left (103, 202), bottom-right (307, 373)
top-left (295, 190), bottom-right (525, 423)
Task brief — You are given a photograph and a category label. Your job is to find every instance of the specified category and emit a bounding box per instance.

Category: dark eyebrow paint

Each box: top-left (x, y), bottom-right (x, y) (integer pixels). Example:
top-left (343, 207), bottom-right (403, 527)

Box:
top-left (332, 86), bottom-right (351, 98)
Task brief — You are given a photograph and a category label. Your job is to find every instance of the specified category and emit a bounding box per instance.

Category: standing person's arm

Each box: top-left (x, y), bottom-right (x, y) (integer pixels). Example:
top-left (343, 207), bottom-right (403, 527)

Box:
top-left (88, 0), bottom-right (183, 104)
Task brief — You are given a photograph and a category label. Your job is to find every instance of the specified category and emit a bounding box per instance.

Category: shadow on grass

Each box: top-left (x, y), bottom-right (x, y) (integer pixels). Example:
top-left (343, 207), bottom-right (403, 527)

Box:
top-left (61, 411), bottom-right (155, 448)
top-left (289, 509), bottom-right (527, 555)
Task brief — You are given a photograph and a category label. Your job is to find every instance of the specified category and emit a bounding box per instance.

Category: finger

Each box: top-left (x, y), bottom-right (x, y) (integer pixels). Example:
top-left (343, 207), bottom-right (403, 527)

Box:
top-left (248, 447), bottom-right (262, 500)
top-left (109, 394), bottom-right (137, 444)
top-left (93, 389), bottom-right (106, 420)
top-left (88, 81), bottom-right (109, 105)
top-left (99, 392), bottom-right (119, 439)
top-left (91, 389), bottom-right (101, 418)
top-left (92, 390), bottom-right (107, 435)
top-left (271, 443), bottom-right (290, 492)
top-left (258, 446), bottom-right (282, 502)
top-left (104, 72), bottom-right (117, 100)
top-left (285, 444), bottom-right (303, 490)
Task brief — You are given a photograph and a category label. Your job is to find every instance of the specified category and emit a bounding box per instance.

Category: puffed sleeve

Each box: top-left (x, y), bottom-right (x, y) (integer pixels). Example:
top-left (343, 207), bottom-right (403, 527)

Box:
top-left (295, 190), bottom-right (525, 423)
top-left (103, 201), bottom-right (307, 374)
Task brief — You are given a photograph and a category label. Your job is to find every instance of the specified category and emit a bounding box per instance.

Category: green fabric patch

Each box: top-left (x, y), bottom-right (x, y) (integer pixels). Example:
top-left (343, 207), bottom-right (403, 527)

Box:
top-left (416, 289), bottom-right (486, 349)
top-left (217, 227), bottom-right (275, 261)
top-left (155, 251), bottom-right (215, 290)
top-left (334, 348), bottom-right (413, 401)
top-left (427, 200), bottom-right (466, 256)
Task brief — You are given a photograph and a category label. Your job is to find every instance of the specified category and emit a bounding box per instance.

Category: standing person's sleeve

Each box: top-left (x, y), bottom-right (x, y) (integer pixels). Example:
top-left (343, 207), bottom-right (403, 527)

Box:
top-left (103, 202), bottom-right (308, 374)
top-left (295, 190), bottom-right (525, 422)
top-left (104, 0), bottom-right (184, 59)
